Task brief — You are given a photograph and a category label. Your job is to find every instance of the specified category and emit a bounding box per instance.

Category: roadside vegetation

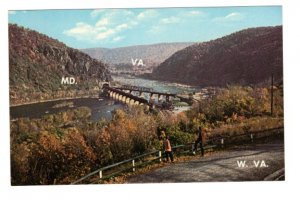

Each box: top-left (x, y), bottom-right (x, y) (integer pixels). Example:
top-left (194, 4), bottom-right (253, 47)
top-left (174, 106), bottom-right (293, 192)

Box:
top-left (10, 85), bottom-right (283, 185)
top-left (187, 85), bottom-right (283, 138)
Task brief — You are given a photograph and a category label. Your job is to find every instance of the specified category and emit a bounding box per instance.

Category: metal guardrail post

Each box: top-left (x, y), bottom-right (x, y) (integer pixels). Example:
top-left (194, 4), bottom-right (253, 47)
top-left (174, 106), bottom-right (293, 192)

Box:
top-left (221, 138), bottom-right (224, 148)
top-left (99, 170), bottom-right (102, 179)
top-left (132, 160), bottom-right (135, 172)
top-left (158, 151), bottom-right (162, 162)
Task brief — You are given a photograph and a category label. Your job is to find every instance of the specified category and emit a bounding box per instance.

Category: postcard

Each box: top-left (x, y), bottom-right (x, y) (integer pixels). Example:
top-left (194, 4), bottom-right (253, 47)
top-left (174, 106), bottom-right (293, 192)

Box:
top-left (9, 6), bottom-right (283, 185)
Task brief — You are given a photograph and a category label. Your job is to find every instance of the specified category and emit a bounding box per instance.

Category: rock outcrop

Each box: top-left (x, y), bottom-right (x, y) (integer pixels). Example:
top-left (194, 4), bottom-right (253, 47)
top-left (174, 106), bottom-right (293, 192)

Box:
top-left (9, 24), bottom-right (111, 105)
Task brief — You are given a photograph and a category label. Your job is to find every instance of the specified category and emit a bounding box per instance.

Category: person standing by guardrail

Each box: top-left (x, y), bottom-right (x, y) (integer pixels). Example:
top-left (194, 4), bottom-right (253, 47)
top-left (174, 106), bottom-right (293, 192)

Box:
top-left (193, 126), bottom-right (204, 156)
top-left (164, 135), bottom-right (174, 162)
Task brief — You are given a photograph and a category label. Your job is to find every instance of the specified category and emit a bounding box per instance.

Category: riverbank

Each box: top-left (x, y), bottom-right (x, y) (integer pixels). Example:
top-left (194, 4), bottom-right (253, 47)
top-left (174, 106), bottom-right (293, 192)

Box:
top-left (10, 94), bottom-right (100, 107)
top-left (10, 75), bottom-right (203, 107)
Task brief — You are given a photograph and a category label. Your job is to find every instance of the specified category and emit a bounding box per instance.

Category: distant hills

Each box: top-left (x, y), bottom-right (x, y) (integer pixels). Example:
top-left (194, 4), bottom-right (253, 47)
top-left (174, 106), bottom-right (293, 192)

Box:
top-left (9, 24), bottom-right (111, 105)
top-left (81, 43), bottom-right (194, 72)
top-left (9, 24), bottom-right (283, 106)
top-left (148, 26), bottom-right (283, 87)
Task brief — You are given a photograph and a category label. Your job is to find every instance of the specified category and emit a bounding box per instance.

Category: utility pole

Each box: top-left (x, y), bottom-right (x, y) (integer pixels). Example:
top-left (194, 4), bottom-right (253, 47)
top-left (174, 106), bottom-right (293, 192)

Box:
top-left (271, 74), bottom-right (274, 116)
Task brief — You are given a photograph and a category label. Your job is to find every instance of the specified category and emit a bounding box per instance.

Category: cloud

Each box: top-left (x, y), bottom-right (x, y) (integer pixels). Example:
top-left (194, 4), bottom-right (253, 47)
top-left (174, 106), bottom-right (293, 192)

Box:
top-left (160, 16), bottom-right (181, 24)
top-left (148, 25), bottom-right (163, 34)
top-left (189, 11), bottom-right (202, 15)
top-left (9, 10), bottom-right (28, 15)
top-left (66, 8), bottom-right (208, 43)
top-left (213, 12), bottom-right (245, 22)
top-left (112, 36), bottom-right (124, 42)
top-left (64, 19), bottom-right (130, 42)
top-left (115, 23), bottom-right (129, 31)
top-left (63, 22), bottom-right (98, 41)
top-left (185, 10), bottom-right (206, 17)
top-left (90, 9), bottom-right (105, 18)
top-left (96, 18), bottom-right (109, 27)
top-left (96, 29), bottom-right (115, 40)
top-left (65, 9), bottom-right (152, 43)
top-left (137, 10), bottom-right (158, 20)
top-left (64, 22), bottom-right (128, 42)
top-left (224, 12), bottom-right (244, 21)
top-left (148, 17), bottom-right (180, 34)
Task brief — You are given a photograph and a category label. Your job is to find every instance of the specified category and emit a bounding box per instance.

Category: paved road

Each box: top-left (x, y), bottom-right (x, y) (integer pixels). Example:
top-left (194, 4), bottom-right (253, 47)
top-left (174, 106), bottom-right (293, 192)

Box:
top-left (126, 140), bottom-right (284, 183)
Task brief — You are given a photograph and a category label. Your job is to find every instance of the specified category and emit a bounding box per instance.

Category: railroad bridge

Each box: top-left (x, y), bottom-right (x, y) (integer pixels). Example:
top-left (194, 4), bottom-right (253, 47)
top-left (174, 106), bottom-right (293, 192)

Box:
top-left (103, 85), bottom-right (149, 106)
top-left (115, 85), bottom-right (177, 102)
top-left (101, 83), bottom-right (188, 108)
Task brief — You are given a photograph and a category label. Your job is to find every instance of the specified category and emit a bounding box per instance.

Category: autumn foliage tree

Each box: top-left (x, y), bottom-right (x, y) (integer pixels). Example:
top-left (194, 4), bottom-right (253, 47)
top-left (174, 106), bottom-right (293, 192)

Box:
top-left (11, 106), bottom-right (164, 185)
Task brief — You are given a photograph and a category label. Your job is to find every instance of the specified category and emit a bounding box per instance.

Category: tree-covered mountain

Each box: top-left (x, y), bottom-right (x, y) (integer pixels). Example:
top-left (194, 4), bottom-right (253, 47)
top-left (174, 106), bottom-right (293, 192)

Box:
top-left (149, 26), bottom-right (282, 86)
top-left (9, 24), bottom-right (111, 105)
top-left (81, 42), bottom-right (194, 70)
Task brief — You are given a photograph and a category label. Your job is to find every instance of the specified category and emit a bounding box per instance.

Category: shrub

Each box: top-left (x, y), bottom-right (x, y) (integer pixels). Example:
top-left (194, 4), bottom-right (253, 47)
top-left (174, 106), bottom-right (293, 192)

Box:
top-left (11, 106), bottom-right (161, 184)
top-left (206, 116), bottom-right (283, 139)
top-left (190, 85), bottom-right (283, 124)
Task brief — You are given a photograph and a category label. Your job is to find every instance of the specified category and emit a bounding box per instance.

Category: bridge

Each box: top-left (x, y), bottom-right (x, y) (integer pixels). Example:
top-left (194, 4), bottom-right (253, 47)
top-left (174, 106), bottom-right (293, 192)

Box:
top-left (102, 84), bottom-right (149, 106)
top-left (115, 85), bottom-right (177, 102)
top-left (101, 83), bottom-right (191, 108)
top-left (116, 84), bottom-right (154, 92)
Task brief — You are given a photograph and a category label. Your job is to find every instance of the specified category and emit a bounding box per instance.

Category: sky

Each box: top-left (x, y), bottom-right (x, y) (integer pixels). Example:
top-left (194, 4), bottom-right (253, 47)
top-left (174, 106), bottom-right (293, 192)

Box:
top-left (8, 6), bottom-right (282, 49)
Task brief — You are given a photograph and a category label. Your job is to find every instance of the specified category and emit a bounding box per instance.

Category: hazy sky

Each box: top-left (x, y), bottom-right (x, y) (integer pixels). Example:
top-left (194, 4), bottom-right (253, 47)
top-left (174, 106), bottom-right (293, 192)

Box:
top-left (8, 6), bottom-right (282, 49)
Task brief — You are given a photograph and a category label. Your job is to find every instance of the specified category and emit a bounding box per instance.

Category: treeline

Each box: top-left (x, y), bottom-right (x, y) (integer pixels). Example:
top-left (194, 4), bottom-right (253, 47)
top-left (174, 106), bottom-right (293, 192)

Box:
top-left (152, 26), bottom-right (282, 86)
top-left (10, 85), bottom-right (283, 185)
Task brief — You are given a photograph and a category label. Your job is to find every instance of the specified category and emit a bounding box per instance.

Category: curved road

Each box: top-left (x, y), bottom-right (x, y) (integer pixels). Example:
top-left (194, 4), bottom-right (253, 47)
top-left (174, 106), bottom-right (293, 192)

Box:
top-left (126, 140), bottom-right (284, 183)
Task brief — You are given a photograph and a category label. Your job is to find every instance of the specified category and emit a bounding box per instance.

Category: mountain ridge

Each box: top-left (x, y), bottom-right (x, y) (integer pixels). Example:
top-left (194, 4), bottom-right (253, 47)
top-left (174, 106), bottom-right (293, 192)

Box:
top-left (148, 26), bottom-right (283, 86)
top-left (9, 24), bottom-right (111, 106)
top-left (81, 42), bottom-right (194, 67)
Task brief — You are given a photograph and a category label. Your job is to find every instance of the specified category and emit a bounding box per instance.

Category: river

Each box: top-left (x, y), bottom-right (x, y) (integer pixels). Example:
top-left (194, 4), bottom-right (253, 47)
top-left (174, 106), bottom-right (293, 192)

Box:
top-left (10, 98), bottom-right (124, 121)
top-left (112, 75), bottom-right (199, 94)
top-left (10, 76), bottom-right (200, 121)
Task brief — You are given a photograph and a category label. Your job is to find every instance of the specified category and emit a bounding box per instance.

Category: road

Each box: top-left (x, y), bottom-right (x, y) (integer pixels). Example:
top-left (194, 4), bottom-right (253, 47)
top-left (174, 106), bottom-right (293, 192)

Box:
top-left (126, 140), bottom-right (284, 183)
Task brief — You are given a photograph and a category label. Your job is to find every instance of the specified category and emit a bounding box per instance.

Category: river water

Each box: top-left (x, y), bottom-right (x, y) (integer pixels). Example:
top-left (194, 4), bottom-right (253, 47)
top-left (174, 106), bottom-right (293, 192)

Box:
top-left (112, 75), bottom-right (199, 94)
top-left (10, 76), bottom-right (199, 121)
top-left (10, 98), bottom-right (124, 121)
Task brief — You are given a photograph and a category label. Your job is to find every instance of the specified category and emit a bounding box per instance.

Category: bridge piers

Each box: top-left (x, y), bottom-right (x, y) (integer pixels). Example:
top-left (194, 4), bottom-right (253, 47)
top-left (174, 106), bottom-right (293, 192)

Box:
top-left (166, 95), bottom-right (170, 102)
top-left (129, 99), bottom-right (135, 105)
top-left (103, 85), bottom-right (179, 109)
top-left (158, 94), bottom-right (162, 101)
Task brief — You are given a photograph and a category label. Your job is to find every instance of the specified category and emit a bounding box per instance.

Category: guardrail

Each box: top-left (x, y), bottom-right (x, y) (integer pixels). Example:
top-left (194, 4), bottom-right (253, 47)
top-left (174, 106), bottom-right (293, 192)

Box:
top-left (207, 126), bottom-right (284, 147)
top-left (71, 150), bottom-right (160, 184)
top-left (71, 126), bottom-right (283, 184)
